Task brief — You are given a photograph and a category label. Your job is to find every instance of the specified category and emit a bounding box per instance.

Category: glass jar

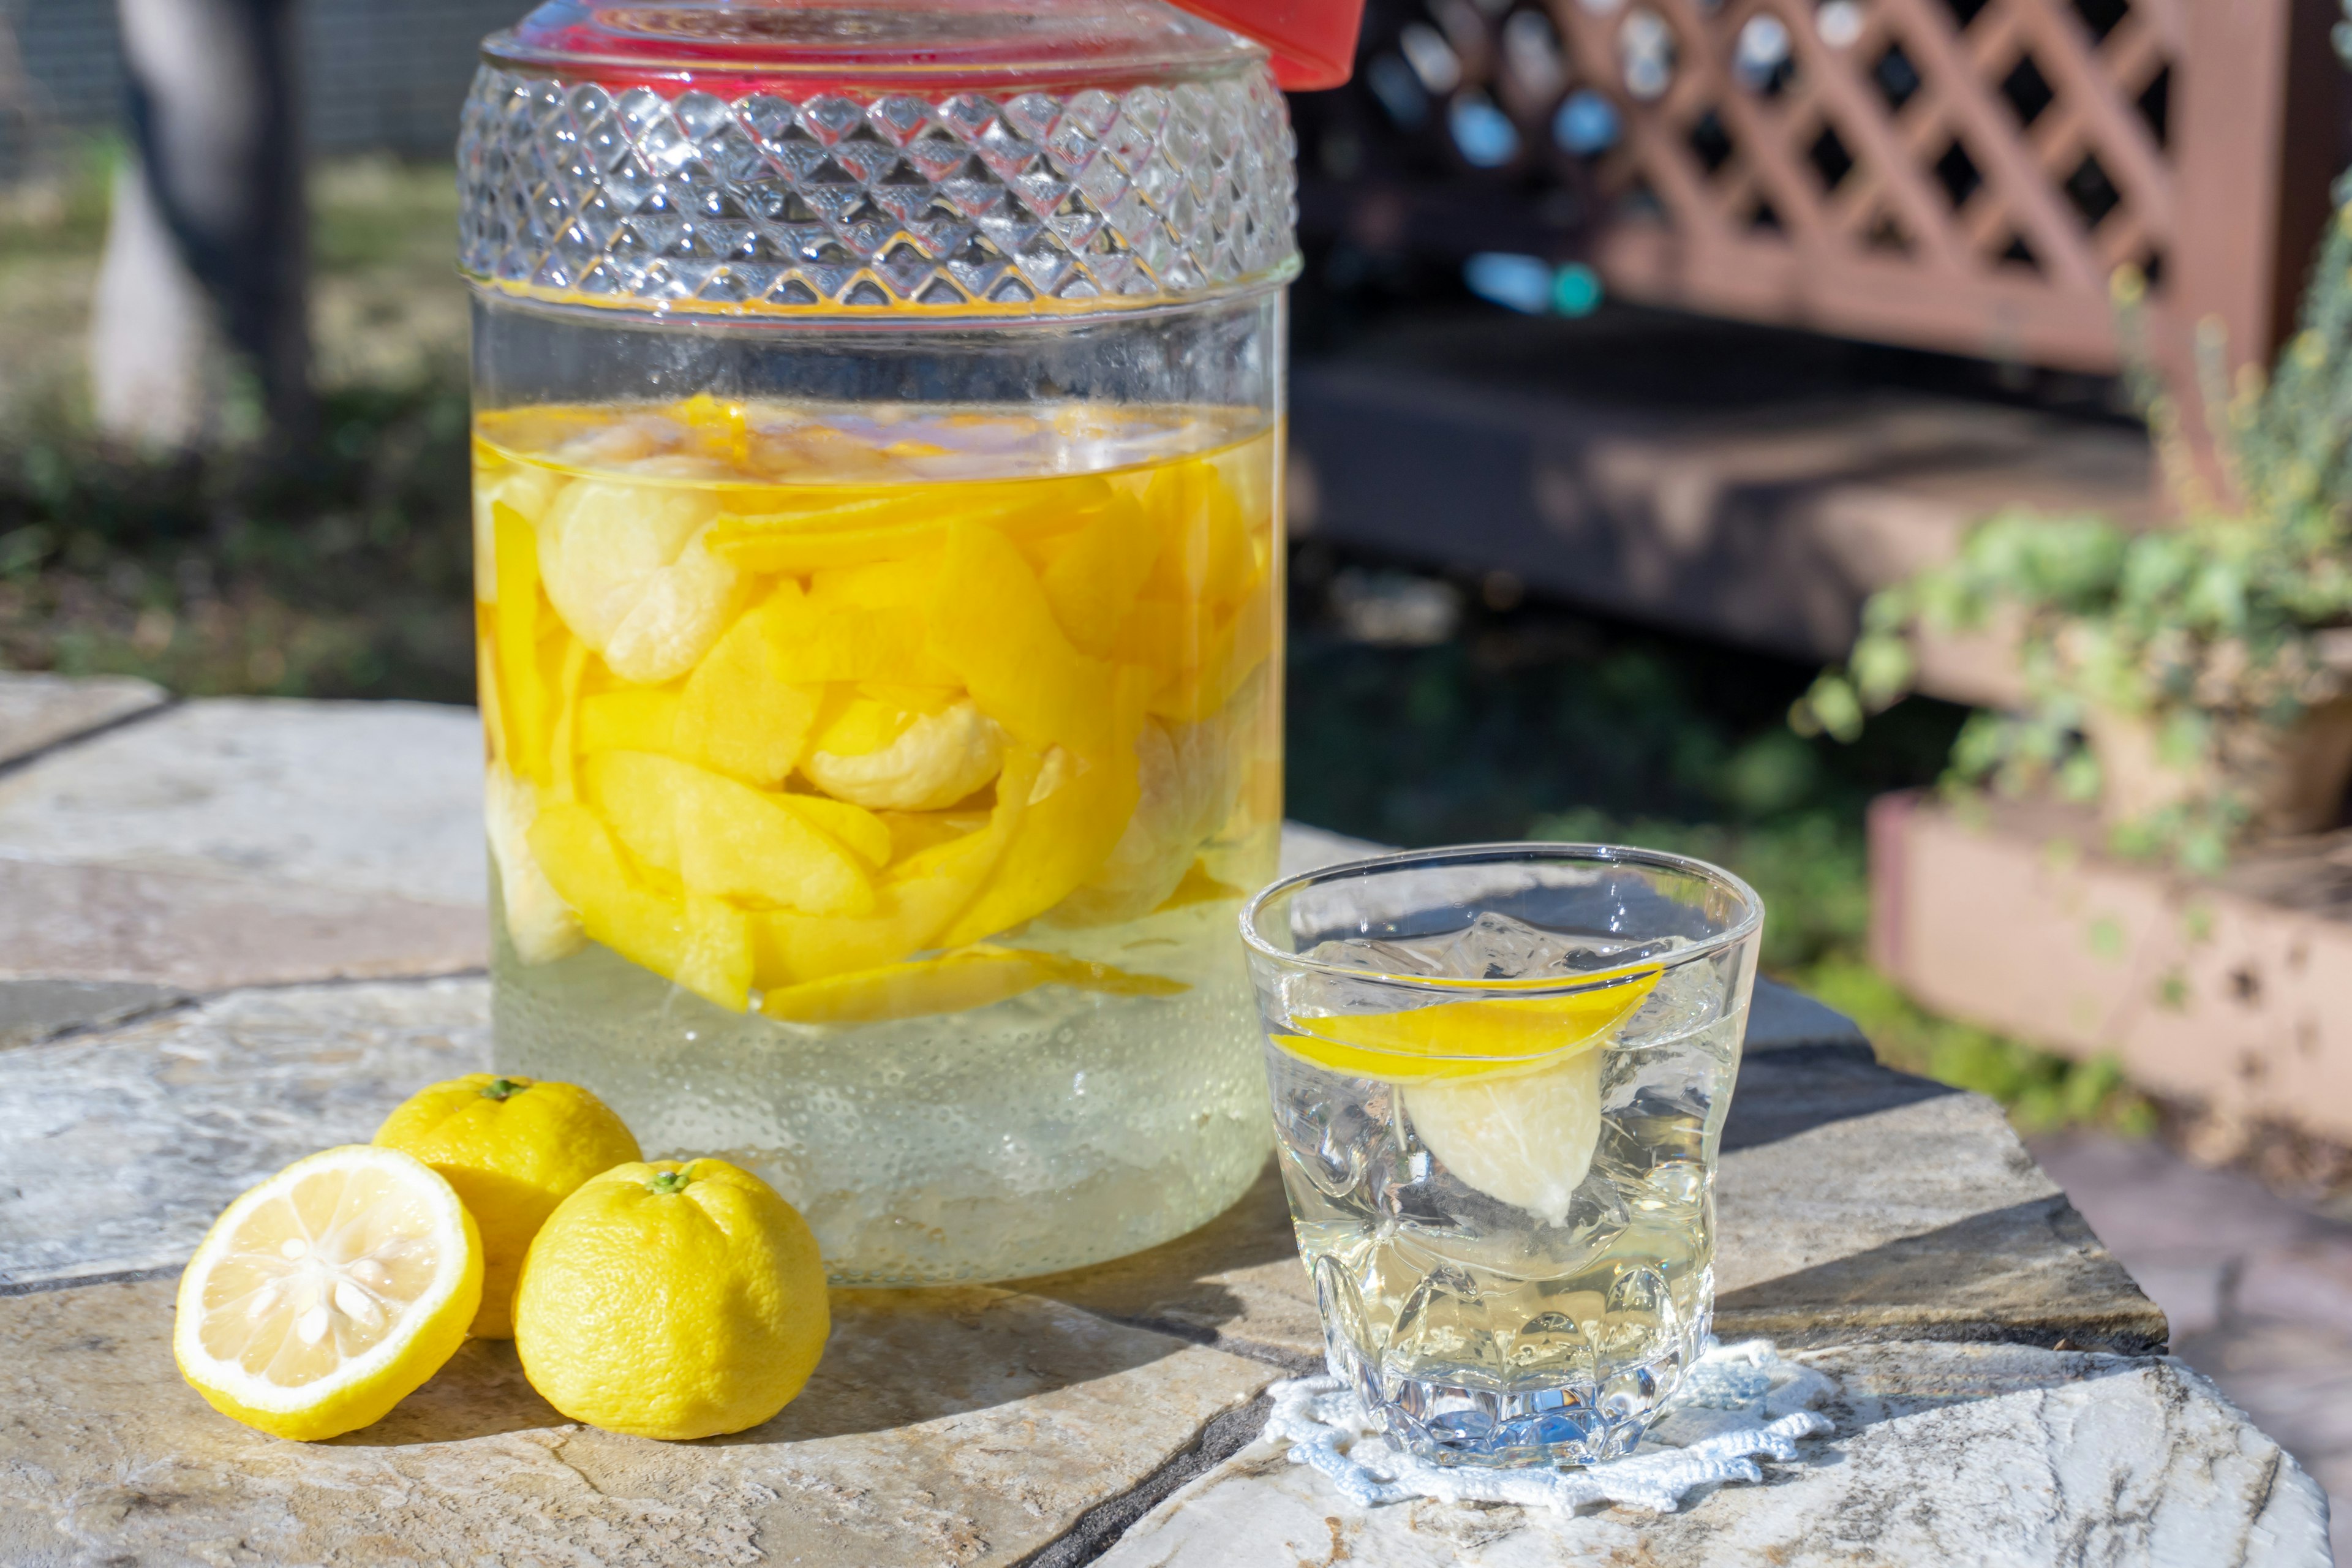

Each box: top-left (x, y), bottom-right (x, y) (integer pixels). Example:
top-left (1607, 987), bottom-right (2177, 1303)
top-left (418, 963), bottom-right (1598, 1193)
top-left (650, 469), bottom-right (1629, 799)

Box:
top-left (459, 0), bottom-right (1296, 1285)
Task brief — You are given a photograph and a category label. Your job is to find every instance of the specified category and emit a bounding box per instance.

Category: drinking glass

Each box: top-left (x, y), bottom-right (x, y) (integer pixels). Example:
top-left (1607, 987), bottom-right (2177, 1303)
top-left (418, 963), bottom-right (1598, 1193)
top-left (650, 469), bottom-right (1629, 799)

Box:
top-left (1240, 843), bottom-right (1763, 1466)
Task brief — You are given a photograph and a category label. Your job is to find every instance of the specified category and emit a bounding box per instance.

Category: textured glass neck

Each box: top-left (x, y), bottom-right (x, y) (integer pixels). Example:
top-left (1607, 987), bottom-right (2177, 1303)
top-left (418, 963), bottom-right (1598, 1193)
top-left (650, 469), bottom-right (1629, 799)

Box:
top-left (457, 62), bottom-right (1298, 318)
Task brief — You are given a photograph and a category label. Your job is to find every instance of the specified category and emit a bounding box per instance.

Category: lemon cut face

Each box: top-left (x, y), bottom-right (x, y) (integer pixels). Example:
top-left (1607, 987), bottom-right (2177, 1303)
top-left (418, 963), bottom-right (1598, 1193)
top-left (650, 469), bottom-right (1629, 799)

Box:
top-left (175, 1145), bottom-right (483, 1441)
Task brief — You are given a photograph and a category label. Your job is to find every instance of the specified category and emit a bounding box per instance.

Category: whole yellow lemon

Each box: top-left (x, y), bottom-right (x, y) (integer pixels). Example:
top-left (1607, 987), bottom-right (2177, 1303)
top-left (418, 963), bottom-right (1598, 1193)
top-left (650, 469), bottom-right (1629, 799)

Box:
top-left (513, 1158), bottom-right (829, 1440)
top-left (372, 1074), bottom-right (641, 1338)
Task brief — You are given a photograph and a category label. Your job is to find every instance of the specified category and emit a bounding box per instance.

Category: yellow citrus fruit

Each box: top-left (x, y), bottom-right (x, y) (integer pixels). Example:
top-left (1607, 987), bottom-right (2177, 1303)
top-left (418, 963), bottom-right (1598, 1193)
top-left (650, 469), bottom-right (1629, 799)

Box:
top-left (174, 1145), bottom-right (483, 1441)
top-left (1403, 1052), bottom-right (1607, 1226)
top-left (372, 1074), bottom-right (642, 1338)
top-left (513, 1158), bottom-right (829, 1440)
top-left (1273, 970), bottom-right (1662, 1225)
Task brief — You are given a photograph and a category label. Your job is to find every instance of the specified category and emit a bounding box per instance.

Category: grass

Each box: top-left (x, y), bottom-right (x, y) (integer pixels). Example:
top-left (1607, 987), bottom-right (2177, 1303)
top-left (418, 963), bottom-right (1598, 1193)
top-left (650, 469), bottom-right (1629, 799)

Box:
top-left (0, 151), bottom-right (2150, 1133)
top-left (0, 151), bottom-right (474, 698)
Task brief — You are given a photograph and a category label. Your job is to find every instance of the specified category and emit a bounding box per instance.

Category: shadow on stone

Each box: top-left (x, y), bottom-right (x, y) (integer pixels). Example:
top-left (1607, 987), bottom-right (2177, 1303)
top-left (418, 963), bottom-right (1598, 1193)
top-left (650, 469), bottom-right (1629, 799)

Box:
top-left (1719, 1196), bottom-right (2169, 1354)
top-left (0, 978), bottom-right (187, 1050)
top-left (350, 1285), bottom-right (1208, 1449)
top-left (1722, 1047), bottom-right (1959, 1155)
top-left (332, 1336), bottom-right (568, 1446)
top-left (727, 1286), bottom-right (1200, 1444)
top-left (1021, 1159), bottom-right (1312, 1357)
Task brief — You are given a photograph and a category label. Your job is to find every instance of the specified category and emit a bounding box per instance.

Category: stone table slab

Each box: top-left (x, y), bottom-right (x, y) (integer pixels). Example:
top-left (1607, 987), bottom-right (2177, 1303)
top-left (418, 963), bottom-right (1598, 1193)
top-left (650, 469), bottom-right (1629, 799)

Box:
top-left (0, 681), bottom-right (2301, 1563)
top-left (1711, 1048), bottom-right (2162, 1353)
top-left (0, 697), bottom-right (490, 993)
top-left (0, 671), bottom-right (166, 768)
top-left (0, 858), bottom-right (488, 992)
top-left (0, 978), bottom-right (184, 1052)
top-left (1093, 1341), bottom-right (2332, 1567)
top-left (0, 1274), bottom-right (1273, 1567)
top-left (0, 979), bottom-right (488, 1288)
top-left (2035, 1129), bottom-right (2352, 1561)
top-left (0, 696), bottom-right (484, 907)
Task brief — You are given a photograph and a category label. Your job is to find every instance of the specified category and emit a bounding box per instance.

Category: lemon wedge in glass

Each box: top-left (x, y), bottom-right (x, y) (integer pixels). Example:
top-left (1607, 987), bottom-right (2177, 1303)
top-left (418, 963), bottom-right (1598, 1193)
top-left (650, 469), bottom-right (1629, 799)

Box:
top-left (174, 1145), bottom-right (483, 1441)
top-left (1273, 971), bottom-right (1658, 1083)
top-left (1275, 970), bottom-right (1660, 1226)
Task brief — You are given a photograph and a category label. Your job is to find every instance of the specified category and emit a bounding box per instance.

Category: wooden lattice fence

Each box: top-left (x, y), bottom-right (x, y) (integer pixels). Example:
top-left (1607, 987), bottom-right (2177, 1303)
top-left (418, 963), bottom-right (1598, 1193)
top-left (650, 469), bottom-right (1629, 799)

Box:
top-left (1298, 0), bottom-right (2348, 379)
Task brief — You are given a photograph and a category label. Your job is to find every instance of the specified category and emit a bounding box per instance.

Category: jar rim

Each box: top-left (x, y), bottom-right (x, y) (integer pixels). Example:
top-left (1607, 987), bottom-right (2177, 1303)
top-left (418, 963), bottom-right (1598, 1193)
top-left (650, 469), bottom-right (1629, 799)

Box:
top-left (484, 0), bottom-right (1265, 91)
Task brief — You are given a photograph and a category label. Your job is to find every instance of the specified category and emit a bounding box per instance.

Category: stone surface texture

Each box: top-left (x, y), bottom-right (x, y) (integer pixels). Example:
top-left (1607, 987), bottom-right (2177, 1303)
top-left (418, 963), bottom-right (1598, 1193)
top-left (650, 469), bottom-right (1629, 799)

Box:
top-left (2036, 1130), bottom-right (2352, 1564)
top-left (1095, 1341), bottom-right (2331, 1567)
top-left (1714, 1051), bottom-right (2162, 1353)
top-left (0, 977), bottom-right (183, 1050)
top-left (0, 1275), bottom-right (1273, 1568)
top-left (0, 670), bottom-right (165, 767)
top-left (0, 685), bottom-right (2321, 1565)
top-left (0, 857), bottom-right (488, 989)
top-left (0, 697), bottom-right (490, 989)
top-left (0, 979), bottom-right (488, 1287)
top-left (0, 696), bottom-right (484, 905)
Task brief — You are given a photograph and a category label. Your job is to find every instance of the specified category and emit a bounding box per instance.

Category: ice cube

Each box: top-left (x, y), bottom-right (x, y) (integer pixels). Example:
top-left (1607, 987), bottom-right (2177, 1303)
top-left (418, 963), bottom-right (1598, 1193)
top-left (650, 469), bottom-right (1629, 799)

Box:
top-left (1305, 935), bottom-right (1450, 976)
top-left (1298, 918), bottom-right (1689, 1019)
top-left (1430, 911), bottom-right (1685, 982)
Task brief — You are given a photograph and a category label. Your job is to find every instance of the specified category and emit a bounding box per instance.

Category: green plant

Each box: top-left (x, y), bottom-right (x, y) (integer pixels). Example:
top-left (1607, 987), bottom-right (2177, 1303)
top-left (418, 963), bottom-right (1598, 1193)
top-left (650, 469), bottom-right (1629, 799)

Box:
top-left (1794, 206), bottom-right (2352, 873)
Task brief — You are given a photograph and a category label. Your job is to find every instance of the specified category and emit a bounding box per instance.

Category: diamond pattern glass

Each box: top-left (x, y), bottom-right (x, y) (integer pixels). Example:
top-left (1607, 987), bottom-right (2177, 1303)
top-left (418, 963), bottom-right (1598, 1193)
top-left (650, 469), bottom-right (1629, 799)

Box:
top-left (458, 66), bottom-right (1298, 314)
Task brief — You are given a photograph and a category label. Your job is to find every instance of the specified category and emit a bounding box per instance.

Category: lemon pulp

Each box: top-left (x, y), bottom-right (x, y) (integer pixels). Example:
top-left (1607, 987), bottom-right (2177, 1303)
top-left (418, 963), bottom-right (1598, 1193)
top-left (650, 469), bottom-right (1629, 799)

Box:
top-left (175, 1145), bottom-right (483, 1441)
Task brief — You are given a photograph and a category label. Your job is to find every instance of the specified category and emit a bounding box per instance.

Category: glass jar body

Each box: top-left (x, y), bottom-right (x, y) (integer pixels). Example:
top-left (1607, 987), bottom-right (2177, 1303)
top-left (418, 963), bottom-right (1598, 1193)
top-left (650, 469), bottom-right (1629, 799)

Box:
top-left (471, 289), bottom-right (1285, 1284)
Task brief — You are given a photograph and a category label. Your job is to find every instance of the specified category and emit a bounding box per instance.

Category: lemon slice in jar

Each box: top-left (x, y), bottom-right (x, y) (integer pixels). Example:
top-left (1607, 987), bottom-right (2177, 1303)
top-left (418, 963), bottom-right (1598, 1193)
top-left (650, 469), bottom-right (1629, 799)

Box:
top-left (759, 943), bottom-right (1183, 1024)
top-left (174, 1145), bottom-right (483, 1441)
top-left (1275, 970), bottom-right (1661, 1227)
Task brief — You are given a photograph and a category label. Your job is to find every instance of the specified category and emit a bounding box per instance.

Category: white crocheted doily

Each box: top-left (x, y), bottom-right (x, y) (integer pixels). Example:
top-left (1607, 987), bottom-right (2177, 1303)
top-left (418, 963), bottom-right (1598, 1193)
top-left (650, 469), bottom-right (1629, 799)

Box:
top-left (1265, 1338), bottom-right (1835, 1513)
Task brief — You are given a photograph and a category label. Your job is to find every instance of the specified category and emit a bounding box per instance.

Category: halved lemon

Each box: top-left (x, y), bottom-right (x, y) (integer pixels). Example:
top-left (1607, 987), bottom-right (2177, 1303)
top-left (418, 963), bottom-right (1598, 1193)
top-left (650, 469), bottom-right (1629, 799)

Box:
top-left (174, 1145), bottom-right (484, 1441)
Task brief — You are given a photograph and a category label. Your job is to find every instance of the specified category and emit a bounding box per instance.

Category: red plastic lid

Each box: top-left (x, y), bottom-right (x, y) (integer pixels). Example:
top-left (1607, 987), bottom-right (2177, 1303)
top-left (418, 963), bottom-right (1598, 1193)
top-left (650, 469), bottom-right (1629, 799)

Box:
top-left (1167, 0), bottom-right (1363, 90)
top-left (488, 0), bottom-right (1278, 95)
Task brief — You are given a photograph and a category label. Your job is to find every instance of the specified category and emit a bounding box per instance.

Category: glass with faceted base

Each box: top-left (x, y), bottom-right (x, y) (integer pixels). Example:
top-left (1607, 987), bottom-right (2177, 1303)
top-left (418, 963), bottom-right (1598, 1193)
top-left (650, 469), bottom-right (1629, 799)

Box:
top-left (463, 0), bottom-right (1296, 1284)
top-left (1240, 845), bottom-right (1763, 1468)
